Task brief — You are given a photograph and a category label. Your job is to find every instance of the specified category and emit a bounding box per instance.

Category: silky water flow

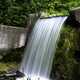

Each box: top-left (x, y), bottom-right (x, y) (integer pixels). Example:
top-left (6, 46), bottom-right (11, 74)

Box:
top-left (17, 17), bottom-right (67, 80)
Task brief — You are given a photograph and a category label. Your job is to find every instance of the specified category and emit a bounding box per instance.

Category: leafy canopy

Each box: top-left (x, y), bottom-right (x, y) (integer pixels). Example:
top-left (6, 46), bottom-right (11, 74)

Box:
top-left (0, 0), bottom-right (80, 27)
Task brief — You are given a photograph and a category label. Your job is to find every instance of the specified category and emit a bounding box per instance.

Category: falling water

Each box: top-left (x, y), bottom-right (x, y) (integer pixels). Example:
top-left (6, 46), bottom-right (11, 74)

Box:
top-left (17, 17), bottom-right (67, 80)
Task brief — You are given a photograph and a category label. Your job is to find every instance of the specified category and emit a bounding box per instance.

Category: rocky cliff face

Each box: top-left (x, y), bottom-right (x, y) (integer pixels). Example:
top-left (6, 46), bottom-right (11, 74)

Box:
top-left (71, 8), bottom-right (80, 23)
top-left (65, 8), bottom-right (80, 28)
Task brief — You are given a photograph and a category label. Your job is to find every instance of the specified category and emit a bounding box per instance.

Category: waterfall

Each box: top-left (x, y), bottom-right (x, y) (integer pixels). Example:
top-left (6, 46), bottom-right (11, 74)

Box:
top-left (17, 17), bottom-right (67, 80)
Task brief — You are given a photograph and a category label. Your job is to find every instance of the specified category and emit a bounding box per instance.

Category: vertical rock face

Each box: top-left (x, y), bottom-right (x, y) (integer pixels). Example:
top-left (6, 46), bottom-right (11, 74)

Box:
top-left (66, 8), bottom-right (80, 27)
top-left (73, 8), bottom-right (80, 23)
top-left (0, 25), bottom-right (27, 49)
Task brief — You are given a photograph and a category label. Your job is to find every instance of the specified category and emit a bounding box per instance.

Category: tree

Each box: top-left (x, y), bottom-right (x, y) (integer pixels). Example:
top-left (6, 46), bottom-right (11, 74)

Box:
top-left (0, 0), bottom-right (80, 27)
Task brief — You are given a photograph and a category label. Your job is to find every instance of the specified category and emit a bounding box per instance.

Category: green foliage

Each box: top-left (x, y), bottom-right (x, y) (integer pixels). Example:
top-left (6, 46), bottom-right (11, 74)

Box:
top-left (53, 25), bottom-right (80, 80)
top-left (1, 47), bottom-right (24, 63)
top-left (0, 0), bottom-right (80, 27)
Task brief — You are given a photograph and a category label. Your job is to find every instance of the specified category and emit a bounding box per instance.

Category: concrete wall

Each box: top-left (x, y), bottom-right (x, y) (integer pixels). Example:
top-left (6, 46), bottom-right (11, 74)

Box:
top-left (0, 25), bottom-right (27, 49)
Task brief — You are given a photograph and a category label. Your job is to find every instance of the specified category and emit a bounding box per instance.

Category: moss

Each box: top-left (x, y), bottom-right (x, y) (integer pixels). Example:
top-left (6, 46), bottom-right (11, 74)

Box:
top-left (0, 62), bottom-right (17, 72)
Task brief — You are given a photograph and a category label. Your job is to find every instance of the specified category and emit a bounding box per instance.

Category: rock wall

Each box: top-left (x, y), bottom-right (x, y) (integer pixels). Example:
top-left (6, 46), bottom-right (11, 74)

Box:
top-left (72, 8), bottom-right (80, 23)
top-left (65, 8), bottom-right (80, 28)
